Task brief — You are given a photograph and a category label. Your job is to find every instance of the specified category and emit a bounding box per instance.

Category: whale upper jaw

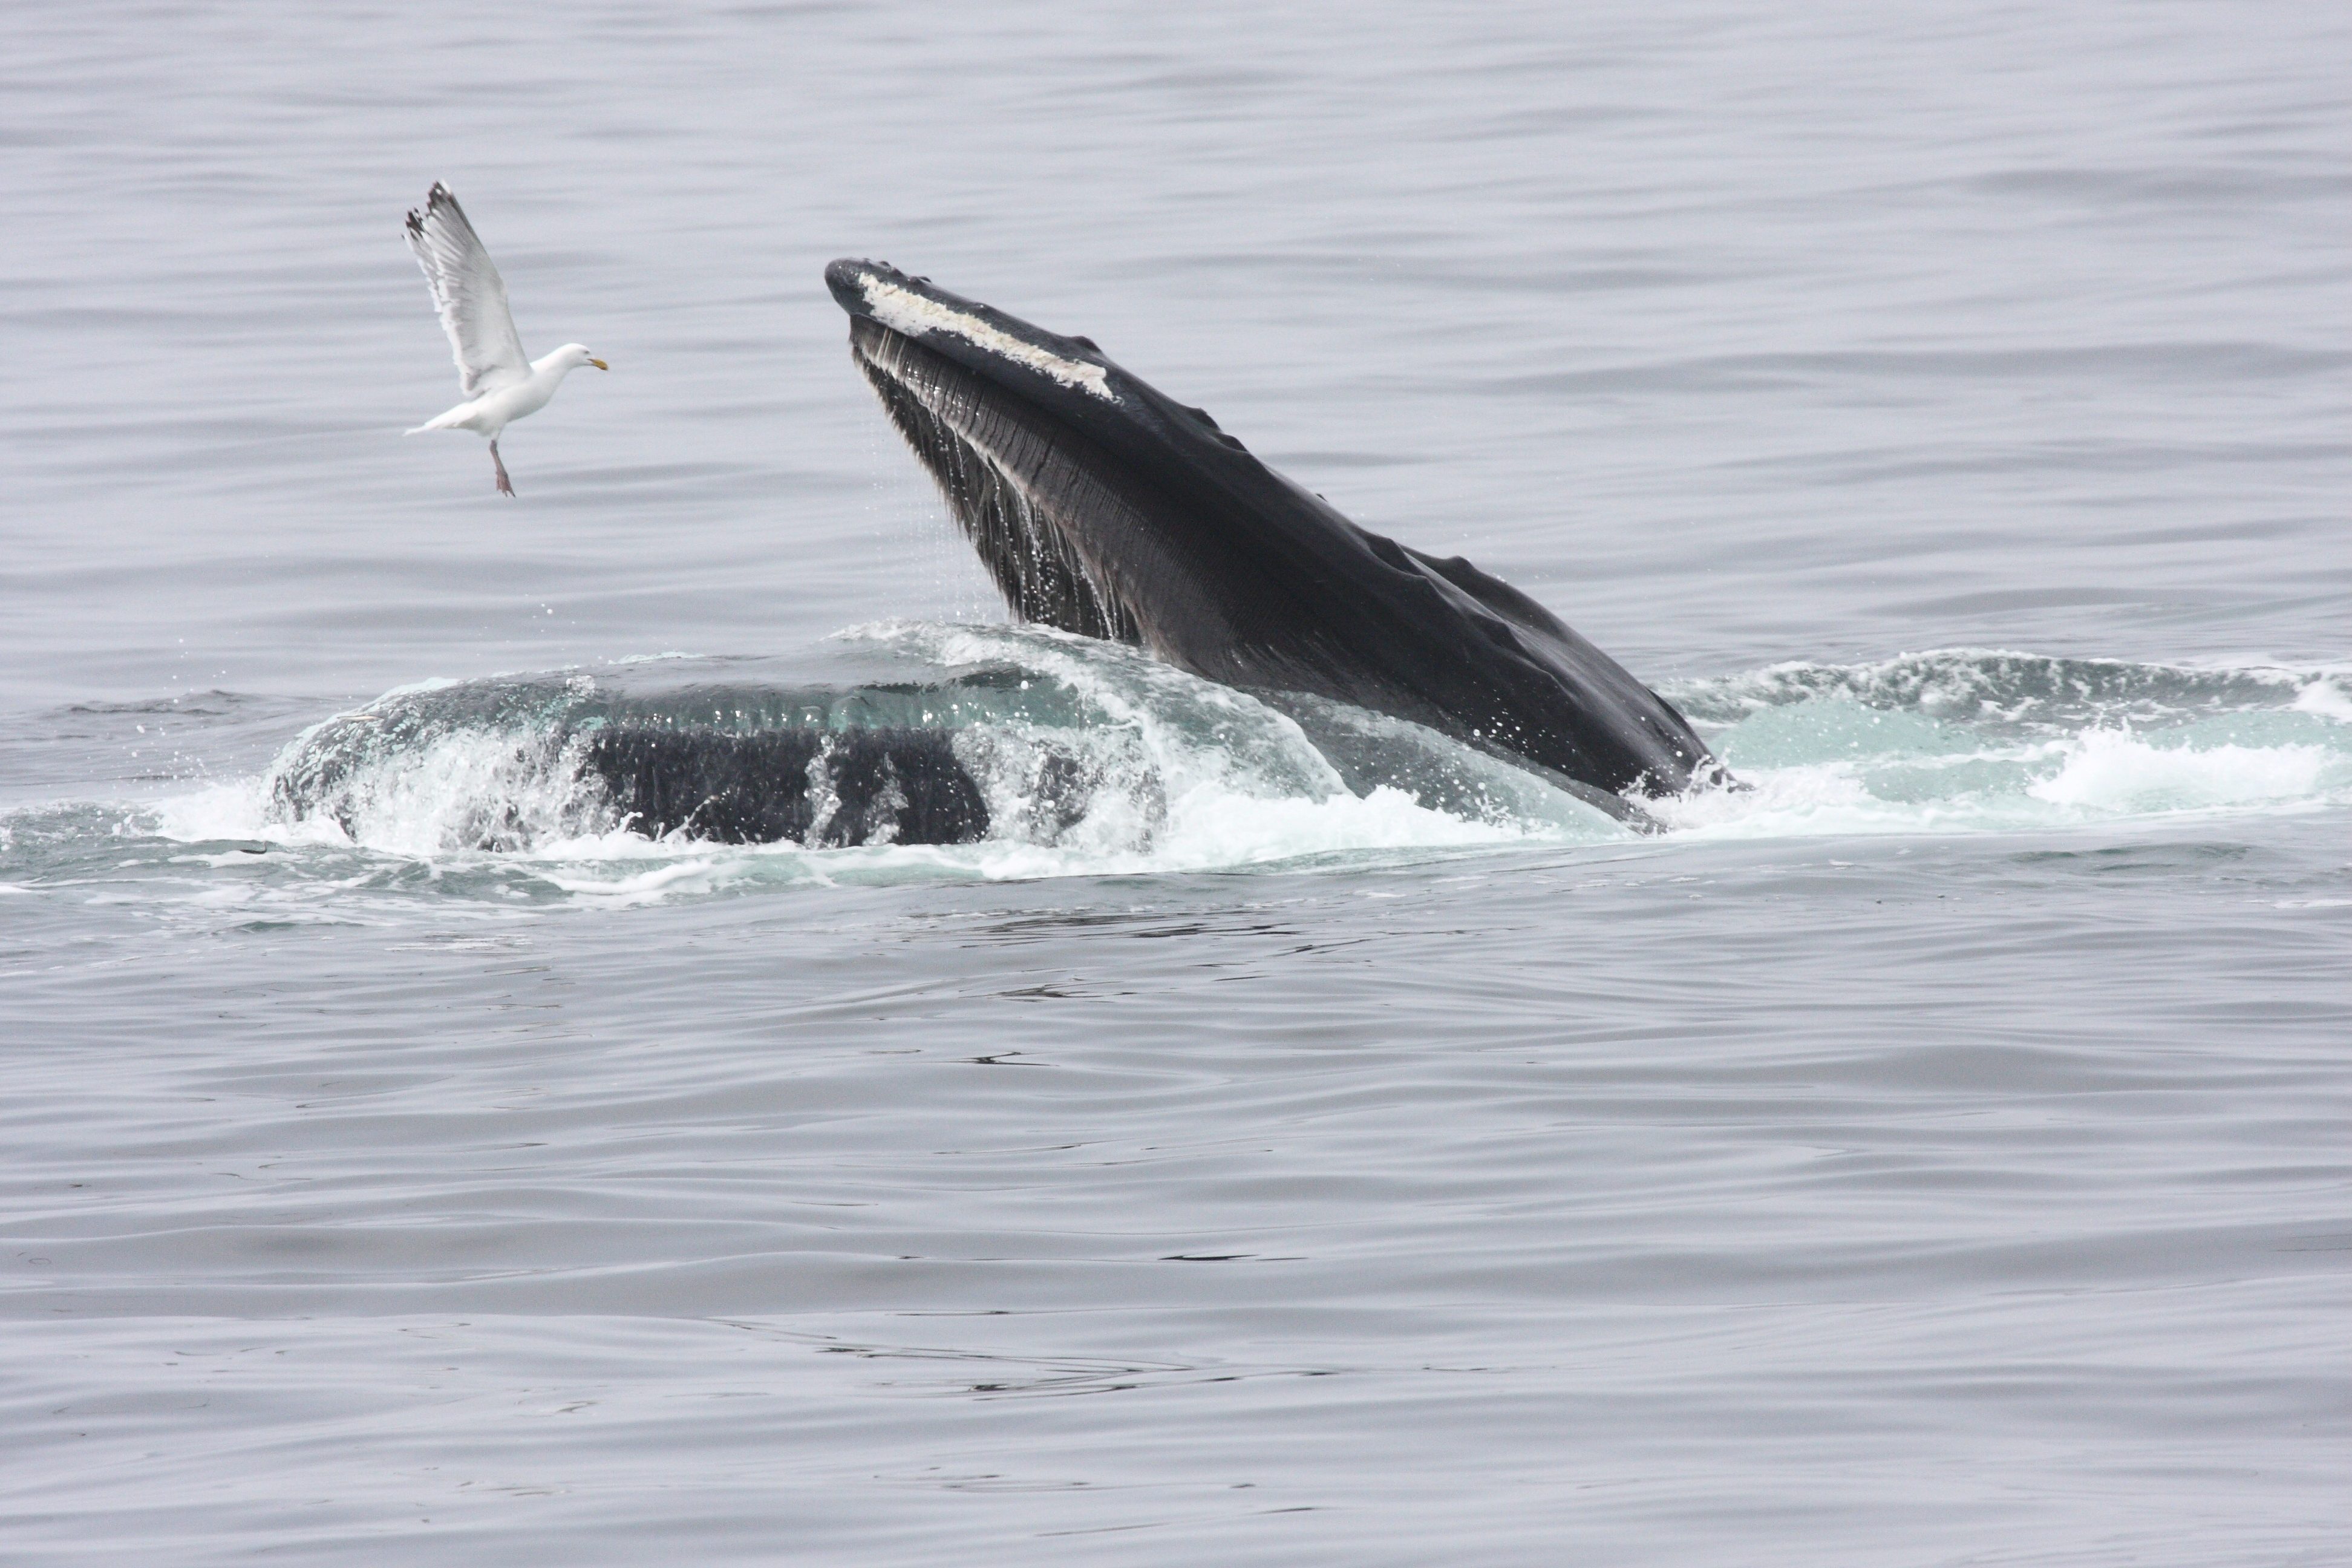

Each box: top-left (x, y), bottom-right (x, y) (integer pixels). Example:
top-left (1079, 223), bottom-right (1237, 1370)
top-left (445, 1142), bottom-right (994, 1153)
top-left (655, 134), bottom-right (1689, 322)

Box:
top-left (826, 258), bottom-right (1726, 815)
top-left (828, 261), bottom-right (1118, 403)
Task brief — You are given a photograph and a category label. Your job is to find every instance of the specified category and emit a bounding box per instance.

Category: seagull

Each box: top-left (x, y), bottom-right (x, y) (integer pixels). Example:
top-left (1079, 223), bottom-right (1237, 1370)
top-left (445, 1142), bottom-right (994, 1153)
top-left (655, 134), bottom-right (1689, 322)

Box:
top-left (403, 182), bottom-right (606, 495)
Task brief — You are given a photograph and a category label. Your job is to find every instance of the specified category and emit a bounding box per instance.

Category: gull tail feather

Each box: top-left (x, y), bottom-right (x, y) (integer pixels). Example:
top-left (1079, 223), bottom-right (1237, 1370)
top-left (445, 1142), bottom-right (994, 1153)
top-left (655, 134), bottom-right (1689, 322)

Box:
top-left (406, 404), bottom-right (473, 435)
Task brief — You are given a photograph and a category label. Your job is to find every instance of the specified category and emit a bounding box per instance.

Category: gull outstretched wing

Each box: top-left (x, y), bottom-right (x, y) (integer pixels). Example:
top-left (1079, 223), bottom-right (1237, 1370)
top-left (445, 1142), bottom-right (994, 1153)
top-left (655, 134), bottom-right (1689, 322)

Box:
top-left (404, 183), bottom-right (529, 399)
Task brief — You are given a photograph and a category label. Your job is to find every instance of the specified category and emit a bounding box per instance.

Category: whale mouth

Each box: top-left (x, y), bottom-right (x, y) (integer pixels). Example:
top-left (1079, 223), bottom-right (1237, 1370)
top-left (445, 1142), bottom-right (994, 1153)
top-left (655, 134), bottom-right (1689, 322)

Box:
top-left (847, 315), bottom-right (1146, 647)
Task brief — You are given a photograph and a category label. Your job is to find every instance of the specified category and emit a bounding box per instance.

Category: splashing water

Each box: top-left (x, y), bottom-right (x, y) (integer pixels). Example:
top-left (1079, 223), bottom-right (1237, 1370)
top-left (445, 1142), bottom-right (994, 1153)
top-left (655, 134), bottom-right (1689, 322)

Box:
top-left (1651, 654), bottom-right (2351, 839)
top-left (5, 635), bottom-right (2346, 910)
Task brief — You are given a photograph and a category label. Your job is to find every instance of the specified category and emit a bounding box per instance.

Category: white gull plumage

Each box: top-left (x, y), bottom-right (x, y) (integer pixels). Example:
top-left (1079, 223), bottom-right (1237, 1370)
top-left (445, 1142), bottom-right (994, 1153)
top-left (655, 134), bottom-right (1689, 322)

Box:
top-left (403, 182), bottom-right (605, 495)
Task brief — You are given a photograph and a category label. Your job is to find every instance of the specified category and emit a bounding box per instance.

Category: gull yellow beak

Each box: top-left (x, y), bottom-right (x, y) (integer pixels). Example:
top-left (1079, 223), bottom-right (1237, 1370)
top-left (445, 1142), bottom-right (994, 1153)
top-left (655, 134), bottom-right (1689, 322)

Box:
top-left (590, 358), bottom-right (609, 370)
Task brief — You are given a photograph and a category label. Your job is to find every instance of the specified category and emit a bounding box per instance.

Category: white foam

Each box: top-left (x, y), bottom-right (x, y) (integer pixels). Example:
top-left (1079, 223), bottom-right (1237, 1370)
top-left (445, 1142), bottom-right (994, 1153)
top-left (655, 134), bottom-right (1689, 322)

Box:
top-left (1650, 718), bottom-right (2344, 844)
top-left (2027, 728), bottom-right (2330, 812)
top-left (149, 778), bottom-right (331, 846)
top-left (1644, 762), bottom-right (1965, 840)
top-left (534, 854), bottom-right (753, 909)
top-left (859, 276), bottom-right (1116, 402)
top-left (2292, 678), bottom-right (2352, 722)
top-left (315, 730), bottom-right (592, 857)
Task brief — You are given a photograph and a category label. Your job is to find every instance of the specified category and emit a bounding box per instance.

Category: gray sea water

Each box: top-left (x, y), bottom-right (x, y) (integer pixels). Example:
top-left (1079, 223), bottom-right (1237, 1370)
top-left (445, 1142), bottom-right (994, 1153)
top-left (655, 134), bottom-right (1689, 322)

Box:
top-left (5, 3), bottom-right (2350, 1563)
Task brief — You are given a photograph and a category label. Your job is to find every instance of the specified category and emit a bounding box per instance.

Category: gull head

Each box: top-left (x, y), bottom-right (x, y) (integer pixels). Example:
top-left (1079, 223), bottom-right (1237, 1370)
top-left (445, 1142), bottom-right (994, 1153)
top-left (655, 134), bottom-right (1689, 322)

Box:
top-left (550, 343), bottom-right (609, 372)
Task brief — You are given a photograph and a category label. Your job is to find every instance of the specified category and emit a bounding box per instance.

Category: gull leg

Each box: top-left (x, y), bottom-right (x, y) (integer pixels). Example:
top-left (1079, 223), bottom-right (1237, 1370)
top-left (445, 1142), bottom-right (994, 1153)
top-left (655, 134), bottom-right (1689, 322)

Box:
top-left (490, 437), bottom-right (515, 497)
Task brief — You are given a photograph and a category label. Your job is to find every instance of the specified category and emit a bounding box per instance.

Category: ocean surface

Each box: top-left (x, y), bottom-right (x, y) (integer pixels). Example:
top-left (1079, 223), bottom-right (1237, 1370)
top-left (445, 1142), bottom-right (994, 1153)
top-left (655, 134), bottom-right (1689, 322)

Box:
top-left (5, 3), bottom-right (2349, 1563)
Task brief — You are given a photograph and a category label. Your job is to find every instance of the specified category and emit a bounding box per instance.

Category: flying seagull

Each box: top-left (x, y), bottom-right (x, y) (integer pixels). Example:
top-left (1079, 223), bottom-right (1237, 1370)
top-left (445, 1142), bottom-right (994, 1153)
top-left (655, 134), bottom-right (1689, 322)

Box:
top-left (403, 182), bottom-right (606, 495)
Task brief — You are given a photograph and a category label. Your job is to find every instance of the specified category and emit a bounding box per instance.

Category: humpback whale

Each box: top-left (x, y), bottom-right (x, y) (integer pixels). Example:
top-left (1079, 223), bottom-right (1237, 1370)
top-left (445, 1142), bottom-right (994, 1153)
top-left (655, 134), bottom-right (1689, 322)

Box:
top-left (827, 260), bottom-right (1724, 820)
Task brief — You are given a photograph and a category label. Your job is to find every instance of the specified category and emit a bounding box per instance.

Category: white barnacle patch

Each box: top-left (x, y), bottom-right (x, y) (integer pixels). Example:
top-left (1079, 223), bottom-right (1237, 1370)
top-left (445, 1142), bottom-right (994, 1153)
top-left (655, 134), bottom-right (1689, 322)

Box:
top-left (860, 276), bottom-right (1116, 402)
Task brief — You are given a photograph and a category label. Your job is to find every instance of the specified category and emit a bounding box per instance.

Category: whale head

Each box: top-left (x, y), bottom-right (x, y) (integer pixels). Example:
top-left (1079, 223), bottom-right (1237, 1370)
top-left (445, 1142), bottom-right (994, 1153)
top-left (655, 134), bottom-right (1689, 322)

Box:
top-left (826, 259), bottom-right (1723, 810)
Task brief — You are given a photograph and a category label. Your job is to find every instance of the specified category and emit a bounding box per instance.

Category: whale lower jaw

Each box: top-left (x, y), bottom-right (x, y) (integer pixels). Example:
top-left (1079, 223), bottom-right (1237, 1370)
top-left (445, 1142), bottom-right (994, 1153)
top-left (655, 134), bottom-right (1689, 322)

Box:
top-left (584, 727), bottom-right (989, 846)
